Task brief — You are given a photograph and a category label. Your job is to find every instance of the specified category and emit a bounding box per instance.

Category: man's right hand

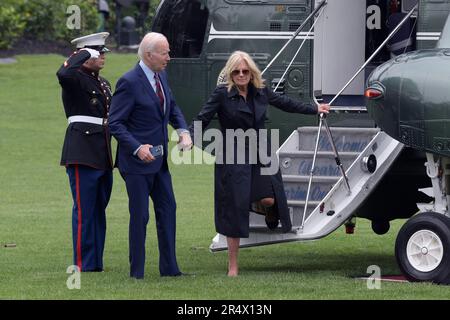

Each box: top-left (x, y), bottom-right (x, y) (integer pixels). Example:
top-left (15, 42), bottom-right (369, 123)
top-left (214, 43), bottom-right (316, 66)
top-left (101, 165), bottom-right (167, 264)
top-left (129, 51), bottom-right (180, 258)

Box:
top-left (137, 144), bottom-right (155, 163)
top-left (80, 48), bottom-right (100, 59)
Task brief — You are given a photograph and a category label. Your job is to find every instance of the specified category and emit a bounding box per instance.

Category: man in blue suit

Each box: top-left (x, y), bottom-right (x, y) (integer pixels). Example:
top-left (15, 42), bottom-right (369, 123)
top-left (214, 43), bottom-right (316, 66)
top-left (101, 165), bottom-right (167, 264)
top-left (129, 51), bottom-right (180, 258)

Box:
top-left (109, 32), bottom-right (192, 279)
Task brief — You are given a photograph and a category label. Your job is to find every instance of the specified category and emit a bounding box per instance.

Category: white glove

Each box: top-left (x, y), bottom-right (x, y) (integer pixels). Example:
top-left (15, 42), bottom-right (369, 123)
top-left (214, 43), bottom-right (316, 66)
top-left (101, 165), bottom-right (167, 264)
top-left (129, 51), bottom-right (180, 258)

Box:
top-left (80, 48), bottom-right (100, 59)
top-left (177, 132), bottom-right (193, 151)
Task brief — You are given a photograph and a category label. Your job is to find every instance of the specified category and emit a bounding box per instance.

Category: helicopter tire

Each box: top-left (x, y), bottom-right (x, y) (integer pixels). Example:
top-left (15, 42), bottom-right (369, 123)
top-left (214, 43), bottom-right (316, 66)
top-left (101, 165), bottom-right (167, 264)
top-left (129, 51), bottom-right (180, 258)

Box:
top-left (395, 212), bottom-right (450, 284)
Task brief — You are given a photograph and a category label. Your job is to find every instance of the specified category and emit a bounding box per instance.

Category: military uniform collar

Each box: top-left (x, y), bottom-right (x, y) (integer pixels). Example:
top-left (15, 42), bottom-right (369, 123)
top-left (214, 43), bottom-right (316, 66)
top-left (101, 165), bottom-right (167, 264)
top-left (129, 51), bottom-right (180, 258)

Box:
top-left (80, 65), bottom-right (99, 78)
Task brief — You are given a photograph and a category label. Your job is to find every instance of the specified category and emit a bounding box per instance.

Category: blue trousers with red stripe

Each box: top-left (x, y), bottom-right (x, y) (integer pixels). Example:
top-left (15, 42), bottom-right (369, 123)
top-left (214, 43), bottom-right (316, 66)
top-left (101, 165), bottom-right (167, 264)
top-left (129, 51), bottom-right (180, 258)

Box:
top-left (66, 164), bottom-right (113, 271)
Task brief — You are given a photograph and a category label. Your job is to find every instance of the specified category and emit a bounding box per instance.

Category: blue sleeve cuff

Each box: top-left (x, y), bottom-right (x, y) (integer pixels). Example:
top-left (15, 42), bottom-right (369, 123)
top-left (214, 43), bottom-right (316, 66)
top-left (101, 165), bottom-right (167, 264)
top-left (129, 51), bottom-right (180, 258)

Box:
top-left (177, 129), bottom-right (189, 136)
top-left (133, 145), bottom-right (142, 156)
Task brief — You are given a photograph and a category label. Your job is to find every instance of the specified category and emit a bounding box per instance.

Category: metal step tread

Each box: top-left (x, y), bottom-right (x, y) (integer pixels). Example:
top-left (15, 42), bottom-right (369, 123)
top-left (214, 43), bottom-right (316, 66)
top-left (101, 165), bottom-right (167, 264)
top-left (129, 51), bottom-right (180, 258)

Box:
top-left (287, 200), bottom-right (321, 207)
top-left (329, 106), bottom-right (367, 112)
top-left (282, 175), bottom-right (340, 182)
top-left (297, 127), bottom-right (380, 134)
top-left (279, 150), bottom-right (360, 158)
top-left (248, 226), bottom-right (298, 234)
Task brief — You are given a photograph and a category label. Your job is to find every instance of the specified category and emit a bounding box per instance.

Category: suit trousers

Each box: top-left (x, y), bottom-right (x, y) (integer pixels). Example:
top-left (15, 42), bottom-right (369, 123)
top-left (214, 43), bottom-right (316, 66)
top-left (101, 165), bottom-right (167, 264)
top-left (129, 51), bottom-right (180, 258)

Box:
top-left (66, 164), bottom-right (112, 271)
top-left (122, 166), bottom-right (180, 279)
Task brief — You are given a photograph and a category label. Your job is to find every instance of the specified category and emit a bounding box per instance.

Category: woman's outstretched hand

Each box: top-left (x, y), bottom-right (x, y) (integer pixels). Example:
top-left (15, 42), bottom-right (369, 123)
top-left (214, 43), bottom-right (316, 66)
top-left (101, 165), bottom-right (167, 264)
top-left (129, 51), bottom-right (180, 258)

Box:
top-left (318, 103), bottom-right (330, 114)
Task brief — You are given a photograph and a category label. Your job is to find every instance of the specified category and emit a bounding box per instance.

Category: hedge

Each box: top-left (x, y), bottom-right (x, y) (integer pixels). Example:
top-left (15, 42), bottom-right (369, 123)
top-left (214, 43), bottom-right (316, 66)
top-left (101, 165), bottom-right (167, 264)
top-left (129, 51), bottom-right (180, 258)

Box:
top-left (0, 0), bottom-right (99, 49)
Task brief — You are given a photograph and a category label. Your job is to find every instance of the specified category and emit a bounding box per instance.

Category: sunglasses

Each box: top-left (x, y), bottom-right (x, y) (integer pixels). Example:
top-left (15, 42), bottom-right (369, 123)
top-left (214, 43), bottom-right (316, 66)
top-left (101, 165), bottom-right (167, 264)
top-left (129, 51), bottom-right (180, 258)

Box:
top-left (84, 45), bottom-right (109, 53)
top-left (231, 69), bottom-right (250, 77)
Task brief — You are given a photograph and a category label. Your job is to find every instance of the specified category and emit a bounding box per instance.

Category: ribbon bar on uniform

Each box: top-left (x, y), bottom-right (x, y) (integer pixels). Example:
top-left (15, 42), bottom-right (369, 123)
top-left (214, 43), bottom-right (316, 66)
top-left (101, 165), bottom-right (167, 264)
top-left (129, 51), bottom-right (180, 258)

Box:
top-left (68, 115), bottom-right (107, 125)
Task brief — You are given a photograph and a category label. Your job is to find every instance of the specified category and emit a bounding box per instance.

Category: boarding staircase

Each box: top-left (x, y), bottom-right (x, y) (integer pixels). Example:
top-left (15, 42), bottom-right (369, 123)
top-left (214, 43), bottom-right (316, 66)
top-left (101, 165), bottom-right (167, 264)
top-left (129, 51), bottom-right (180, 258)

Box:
top-left (210, 126), bottom-right (404, 251)
top-left (250, 126), bottom-right (379, 230)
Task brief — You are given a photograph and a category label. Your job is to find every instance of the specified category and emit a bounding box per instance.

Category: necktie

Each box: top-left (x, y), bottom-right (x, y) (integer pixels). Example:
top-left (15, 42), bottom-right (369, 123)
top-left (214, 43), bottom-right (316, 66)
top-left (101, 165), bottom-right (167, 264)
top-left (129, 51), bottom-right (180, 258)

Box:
top-left (154, 73), bottom-right (165, 113)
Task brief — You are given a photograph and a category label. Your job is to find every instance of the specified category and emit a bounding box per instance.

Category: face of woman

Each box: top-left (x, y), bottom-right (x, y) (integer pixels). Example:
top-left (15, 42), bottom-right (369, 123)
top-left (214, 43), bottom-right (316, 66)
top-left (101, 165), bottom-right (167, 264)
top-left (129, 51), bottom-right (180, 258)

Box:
top-left (231, 61), bottom-right (251, 89)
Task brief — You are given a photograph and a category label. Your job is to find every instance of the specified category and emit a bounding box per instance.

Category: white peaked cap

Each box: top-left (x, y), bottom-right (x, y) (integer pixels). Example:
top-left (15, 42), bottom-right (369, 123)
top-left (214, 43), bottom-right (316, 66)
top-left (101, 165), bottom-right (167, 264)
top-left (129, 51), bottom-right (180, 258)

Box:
top-left (70, 32), bottom-right (110, 48)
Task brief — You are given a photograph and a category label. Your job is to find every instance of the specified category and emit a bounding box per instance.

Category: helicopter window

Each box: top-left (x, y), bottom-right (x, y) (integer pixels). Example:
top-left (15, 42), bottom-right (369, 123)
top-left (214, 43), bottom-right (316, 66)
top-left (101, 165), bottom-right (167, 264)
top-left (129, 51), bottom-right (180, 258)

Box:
top-left (289, 23), bottom-right (301, 31)
top-left (152, 0), bottom-right (209, 58)
top-left (270, 22), bottom-right (282, 31)
top-left (366, 0), bottom-right (417, 61)
top-left (401, 0), bottom-right (418, 13)
top-left (225, 0), bottom-right (308, 4)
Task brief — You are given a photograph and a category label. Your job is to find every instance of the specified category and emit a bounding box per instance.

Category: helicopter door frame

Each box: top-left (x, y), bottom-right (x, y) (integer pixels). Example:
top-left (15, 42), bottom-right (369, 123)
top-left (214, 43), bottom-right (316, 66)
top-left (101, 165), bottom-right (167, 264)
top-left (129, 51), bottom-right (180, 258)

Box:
top-left (313, 0), bottom-right (367, 107)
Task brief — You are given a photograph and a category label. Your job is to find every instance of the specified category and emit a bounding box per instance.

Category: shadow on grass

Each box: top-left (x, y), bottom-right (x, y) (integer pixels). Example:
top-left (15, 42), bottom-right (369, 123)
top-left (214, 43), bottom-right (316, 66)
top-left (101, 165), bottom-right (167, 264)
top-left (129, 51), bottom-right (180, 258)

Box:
top-left (239, 251), bottom-right (399, 277)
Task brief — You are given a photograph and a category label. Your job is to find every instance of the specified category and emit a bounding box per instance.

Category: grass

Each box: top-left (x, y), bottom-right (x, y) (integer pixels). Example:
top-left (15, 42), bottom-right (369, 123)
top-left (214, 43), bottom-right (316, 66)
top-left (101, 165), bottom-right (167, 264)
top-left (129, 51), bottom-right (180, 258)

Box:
top-left (1, 54), bottom-right (450, 300)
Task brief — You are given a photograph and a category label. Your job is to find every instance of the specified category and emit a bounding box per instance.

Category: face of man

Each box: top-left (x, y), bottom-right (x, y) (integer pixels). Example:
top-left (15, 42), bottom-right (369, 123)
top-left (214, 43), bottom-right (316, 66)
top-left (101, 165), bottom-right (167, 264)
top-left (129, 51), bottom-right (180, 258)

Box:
top-left (146, 39), bottom-right (171, 72)
top-left (83, 52), bottom-right (106, 72)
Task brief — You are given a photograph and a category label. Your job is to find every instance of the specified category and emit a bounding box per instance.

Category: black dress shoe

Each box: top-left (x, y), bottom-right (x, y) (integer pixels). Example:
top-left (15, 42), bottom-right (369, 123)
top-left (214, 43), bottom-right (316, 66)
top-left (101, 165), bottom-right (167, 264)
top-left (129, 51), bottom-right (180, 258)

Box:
top-left (264, 206), bottom-right (279, 230)
top-left (175, 272), bottom-right (196, 277)
top-left (161, 272), bottom-right (195, 277)
top-left (84, 268), bottom-right (104, 272)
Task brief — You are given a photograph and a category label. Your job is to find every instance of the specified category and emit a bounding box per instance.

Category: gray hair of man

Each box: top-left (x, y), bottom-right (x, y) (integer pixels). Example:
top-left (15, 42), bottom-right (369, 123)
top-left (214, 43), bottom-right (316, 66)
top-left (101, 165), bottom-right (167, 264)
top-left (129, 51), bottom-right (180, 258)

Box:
top-left (137, 32), bottom-right (168, 60)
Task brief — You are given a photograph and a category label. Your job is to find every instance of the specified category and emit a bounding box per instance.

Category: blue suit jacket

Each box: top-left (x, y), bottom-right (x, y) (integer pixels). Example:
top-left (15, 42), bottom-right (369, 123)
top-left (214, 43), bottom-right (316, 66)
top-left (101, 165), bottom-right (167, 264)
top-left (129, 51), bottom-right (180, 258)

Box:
top-left (109, 64), bottom-right (188, 174)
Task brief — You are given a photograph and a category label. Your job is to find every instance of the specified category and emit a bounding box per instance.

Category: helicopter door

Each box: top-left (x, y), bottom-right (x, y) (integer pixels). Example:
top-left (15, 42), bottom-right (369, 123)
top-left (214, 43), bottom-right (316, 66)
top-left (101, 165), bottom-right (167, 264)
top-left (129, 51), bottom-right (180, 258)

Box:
top-left (152, 0), bottom-right (210, 117)
top-left (313, 0), bottom-right (367, 122)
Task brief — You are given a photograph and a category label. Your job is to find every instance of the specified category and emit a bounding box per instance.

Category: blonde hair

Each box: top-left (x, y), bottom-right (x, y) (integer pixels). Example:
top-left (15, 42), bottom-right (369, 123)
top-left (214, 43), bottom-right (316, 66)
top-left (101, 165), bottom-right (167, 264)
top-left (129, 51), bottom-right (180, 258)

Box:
top-left (223, 51), bottom-right (265, 91)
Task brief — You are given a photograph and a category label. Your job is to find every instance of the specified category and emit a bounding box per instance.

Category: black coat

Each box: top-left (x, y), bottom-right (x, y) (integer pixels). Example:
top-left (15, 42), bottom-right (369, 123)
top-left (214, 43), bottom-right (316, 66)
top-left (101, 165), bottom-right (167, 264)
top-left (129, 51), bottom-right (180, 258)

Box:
top-left (57, 50), bottom-right (113, 170)
top-left (190, 85), bottom-right (317, 238)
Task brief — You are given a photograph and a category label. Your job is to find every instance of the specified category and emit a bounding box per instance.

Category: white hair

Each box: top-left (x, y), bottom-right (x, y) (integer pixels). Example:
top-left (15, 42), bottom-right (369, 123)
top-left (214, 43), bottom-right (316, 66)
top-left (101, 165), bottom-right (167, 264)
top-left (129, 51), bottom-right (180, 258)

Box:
top-left (137, 32), bottom-right (168, 59)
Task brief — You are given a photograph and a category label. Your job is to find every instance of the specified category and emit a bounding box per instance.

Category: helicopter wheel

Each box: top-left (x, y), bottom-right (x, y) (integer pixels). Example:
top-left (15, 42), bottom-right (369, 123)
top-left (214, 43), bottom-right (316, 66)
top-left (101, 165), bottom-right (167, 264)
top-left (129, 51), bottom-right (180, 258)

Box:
top-left (395, 212), bottom-right (450, 284)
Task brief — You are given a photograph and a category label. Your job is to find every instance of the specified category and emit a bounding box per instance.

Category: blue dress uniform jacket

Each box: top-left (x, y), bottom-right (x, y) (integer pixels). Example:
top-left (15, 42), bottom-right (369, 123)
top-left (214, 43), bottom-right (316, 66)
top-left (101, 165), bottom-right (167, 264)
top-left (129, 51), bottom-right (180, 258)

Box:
top-left (190, 85), bottom-right (318, 238)
top-left (56, 50), bottom-right (113, 272)
top-left (57, 50), bottom-right (113, 170)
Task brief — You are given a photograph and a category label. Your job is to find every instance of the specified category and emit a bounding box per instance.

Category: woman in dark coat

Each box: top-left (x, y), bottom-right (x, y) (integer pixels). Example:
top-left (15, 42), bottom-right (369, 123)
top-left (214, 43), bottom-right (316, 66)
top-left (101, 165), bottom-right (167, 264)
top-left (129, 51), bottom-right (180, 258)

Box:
top-left (189, 51), bottom-right (330, 276)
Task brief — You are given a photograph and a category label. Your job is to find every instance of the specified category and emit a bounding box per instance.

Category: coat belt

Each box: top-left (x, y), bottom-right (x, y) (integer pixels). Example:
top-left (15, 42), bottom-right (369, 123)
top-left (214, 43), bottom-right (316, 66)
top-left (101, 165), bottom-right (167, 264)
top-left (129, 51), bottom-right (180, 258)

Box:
top-left (68, 115), bottom-right (107, 126)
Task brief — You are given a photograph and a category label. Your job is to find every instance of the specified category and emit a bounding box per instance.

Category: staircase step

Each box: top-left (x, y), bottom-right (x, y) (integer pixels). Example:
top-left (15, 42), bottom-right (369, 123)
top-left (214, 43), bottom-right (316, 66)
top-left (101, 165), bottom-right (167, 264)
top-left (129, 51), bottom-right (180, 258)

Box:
top-left (290, 206), bottom-right (314, 227)
top-left (283, 179), bottom-right (335, 202)
top-left (282, 175), bottom-right (340, 183)
top-left (279, 150), bottom-right (360, 157)
top-left (279, 151), bottom-right (358, 176)
top-left (297, 126), bottom-right (379, 135)
top-left (249, 211), bottom-right (281, 230)
top-left (248, 127), bottom-right (380, 233)
top-left (249, 205), bottom-right (315, 229)
top-left (287, 200), bottom-right (321, 207)
top-left (297, 127), bottom-right (379, 152)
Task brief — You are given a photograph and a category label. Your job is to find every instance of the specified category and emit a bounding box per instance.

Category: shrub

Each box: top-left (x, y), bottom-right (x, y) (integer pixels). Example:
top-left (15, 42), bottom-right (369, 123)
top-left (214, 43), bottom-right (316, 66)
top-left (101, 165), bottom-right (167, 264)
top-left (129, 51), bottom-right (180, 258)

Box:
top-left (0, 0), bottom-right (161, 50)
top-left (0, 5), bottom-right (26, 49)
top-left (52, 0), bottom-right (99, 41)
top-left (15, 0), bottom-right (98, 42)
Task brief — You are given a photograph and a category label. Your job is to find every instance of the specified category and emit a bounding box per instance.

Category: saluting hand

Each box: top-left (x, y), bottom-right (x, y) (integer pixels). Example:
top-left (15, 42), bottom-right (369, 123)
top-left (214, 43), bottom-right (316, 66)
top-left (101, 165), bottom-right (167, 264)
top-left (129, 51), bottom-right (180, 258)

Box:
top-left (318, 103), bottom-right (330, 114)
top-left (80, 48), bottom-right (100, 59)
top-left (137, 144), bottom-right (155, 163)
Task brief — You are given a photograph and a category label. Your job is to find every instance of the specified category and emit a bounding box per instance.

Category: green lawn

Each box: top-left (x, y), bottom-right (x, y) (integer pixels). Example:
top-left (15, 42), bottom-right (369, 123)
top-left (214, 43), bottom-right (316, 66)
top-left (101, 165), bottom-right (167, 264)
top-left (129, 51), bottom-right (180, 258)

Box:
top-left (0, 54), bottom-right (449, 299)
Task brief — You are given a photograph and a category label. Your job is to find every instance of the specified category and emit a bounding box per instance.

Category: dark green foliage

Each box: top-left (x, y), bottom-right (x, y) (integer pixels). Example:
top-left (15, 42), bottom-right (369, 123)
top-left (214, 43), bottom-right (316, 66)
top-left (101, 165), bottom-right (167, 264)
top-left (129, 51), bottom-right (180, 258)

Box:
top-left (0, 0), bottom-right (98, 48)
top-left (1, 0), bottom-right (164, 50)
top-left (20, 0), bottom-right (98, 41)
top-left (0, 6), bottom-right (26, 49)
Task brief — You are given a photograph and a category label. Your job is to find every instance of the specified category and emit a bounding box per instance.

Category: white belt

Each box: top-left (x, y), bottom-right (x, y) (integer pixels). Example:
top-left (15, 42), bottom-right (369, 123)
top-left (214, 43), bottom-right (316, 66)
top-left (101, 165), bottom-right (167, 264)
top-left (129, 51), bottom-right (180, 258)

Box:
top-left (68, 115), bottom-right (107, 125)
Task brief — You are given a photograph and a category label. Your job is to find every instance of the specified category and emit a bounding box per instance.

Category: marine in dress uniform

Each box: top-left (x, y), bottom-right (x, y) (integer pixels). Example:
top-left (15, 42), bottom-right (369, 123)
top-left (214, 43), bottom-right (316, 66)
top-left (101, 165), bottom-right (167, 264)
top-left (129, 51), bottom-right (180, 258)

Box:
top-left (56, 32), bottom-right (113, 272)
